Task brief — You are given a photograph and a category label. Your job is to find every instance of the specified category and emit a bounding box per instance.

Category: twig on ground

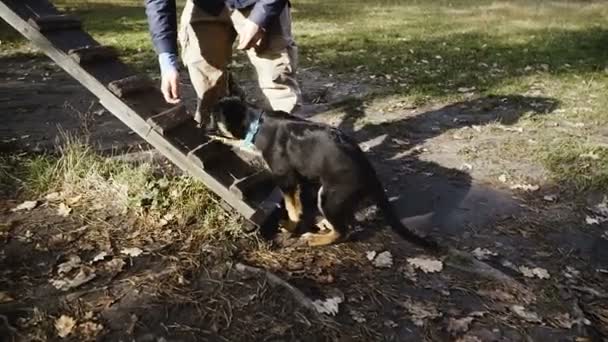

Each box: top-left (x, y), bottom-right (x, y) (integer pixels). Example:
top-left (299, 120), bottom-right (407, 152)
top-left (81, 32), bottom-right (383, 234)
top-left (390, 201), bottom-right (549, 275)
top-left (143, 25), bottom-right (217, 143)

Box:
top-left (234, 262), bottom-right (319, 315)
top-left (570, 285), bottom-right (608, 299)
top-left (444, 248), bottom-right (533, 301)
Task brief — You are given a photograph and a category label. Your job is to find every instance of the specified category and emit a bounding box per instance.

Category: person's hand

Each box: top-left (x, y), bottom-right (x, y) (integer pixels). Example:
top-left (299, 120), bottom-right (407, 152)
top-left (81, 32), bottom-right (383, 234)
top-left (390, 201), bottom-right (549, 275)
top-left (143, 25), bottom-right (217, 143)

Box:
top-left (161, 69), bottom-right (181, 104)
top-left (237, 19), bottom-right (264, 50)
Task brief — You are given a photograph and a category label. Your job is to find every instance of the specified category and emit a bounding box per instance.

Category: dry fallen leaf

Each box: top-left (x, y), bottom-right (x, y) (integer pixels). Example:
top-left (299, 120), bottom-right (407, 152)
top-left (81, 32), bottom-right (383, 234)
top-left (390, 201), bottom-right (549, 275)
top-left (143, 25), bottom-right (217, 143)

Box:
top-left (57, 203), bottom-right (72, 217)
top-left (55, 315), bottom-right (76, 338)
top-left (498, 174), bottom-right (508, 183)
top-left (471, 247), bottom-right (498, 260)
top-left (58, 255), bottom-right (82, 274)
top-left (312, 296), bottom-right (343, 316)
top-left (0, 291), bottom-right (14, 303)
top-left (45, 192), bottom-right (62, 202)
top-left (104, 258), bottom-right (126, 274)
top-left (121, 247), bottom-right (143, 257)
top-left (519, 266), bottom-right (550, 279)
top-left (366, 251), bottom-right (377, 261)
top-left (78, 321), bottom-right (103, 338)
top-left (372, 251), bottom-right (393, 268)
top-left (11, 200), bottom-right (39, 212)
top-left (349, 309), bottom-right (367, 323)
top-left (407, 257), bottom-right (443, 273)
top-left (92, 252), bottom-right (108, 263)
top-left (51, 268), bottom-right (96, 291)
top-left (543, 194), bottom-right (558, 202)
top-left (585, 216), bottom-right (601, 225)
top-left (447, 316), bottom-right (474, 335)
top-left (511, 305), bottom-right (541, 323)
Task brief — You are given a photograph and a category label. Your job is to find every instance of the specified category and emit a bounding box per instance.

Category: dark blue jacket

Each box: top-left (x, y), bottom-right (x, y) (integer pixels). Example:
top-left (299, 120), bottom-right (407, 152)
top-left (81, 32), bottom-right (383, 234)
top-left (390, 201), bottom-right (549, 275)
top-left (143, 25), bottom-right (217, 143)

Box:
top-left (145, 0), bottom-right (288, 55)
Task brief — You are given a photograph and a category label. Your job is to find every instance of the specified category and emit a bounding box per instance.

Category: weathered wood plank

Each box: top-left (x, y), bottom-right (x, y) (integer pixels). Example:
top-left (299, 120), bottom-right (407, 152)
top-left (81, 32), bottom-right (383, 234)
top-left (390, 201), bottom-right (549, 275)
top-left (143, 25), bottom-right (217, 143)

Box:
top-left (186, 140), bottom-right (226, 170)
top-left (146, 104), bottom-right (191, 135)
top-left (108, 75), bottom-right (155, 98)
top-left (27, 14), bottom-right (80, 32)
top-left (229, 171), bottom-right (274, 200)
top-left (68, 45), bottom-right (117, 65)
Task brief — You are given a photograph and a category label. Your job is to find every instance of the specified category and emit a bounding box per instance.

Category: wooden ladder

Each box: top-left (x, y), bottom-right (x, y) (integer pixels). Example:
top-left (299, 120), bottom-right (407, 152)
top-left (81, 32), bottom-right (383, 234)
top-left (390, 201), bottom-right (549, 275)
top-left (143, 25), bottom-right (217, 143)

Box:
top-left (0, 0), bottom-right (282, 230)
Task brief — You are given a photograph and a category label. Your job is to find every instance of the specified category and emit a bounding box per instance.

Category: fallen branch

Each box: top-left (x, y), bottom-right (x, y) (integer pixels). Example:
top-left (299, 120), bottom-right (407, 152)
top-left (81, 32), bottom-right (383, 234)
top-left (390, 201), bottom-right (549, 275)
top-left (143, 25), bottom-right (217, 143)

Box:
top-left (444, 248), bottom-right (533, 301)
top-left (570, 285), bottom-right (608, 299)
top-left (234, 263), bottom-right (318, 315)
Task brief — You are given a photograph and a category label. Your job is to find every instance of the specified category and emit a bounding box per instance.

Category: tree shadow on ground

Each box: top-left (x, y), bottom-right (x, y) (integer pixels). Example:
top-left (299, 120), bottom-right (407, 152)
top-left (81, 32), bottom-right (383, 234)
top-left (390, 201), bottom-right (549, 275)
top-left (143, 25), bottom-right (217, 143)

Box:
top-left (321, 94), bottom-right (559, 243)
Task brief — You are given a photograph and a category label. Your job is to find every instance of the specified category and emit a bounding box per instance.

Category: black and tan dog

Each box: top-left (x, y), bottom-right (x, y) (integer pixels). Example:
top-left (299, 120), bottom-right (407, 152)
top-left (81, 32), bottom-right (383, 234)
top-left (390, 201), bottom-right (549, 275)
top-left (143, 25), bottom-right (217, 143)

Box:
top-left (207, 97), bottom-right (440, 251)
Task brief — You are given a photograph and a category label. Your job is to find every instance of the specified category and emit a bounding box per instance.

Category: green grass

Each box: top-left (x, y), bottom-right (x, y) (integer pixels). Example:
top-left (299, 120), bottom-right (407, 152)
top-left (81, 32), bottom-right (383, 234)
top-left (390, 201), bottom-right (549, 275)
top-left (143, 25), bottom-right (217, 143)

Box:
top-left (1, 0), bottom-right (607, 193)
top-left (0, 137), bottom-right (242, 239)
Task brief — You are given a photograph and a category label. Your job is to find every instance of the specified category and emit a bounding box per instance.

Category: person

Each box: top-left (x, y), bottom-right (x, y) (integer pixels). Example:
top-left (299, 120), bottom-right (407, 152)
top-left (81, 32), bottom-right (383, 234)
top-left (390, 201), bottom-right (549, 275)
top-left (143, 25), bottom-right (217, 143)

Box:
top-left (145, 0), bottom-right (302, 125)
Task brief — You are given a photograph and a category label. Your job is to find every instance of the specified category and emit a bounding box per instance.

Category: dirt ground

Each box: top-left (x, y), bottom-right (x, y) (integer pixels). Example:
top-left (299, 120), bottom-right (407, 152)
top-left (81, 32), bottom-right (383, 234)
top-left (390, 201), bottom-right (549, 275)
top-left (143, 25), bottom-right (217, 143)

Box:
top-left (1, 55), bottom-right (607, 342)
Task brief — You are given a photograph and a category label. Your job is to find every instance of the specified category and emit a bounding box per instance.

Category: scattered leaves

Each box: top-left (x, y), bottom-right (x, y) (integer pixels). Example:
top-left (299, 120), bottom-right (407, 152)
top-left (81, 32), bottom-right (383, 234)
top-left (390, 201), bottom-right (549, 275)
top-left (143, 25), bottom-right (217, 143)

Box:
top-left (121, 247), bottom-right (143, 257)
top-left (407, 257), bottom-right (443, 273)
top-left (519, 266), bottom-right (550, 279)
top-left (11, 200), bottom-right (39, 212)
top-left (55, 315), bottom-right (76, 338)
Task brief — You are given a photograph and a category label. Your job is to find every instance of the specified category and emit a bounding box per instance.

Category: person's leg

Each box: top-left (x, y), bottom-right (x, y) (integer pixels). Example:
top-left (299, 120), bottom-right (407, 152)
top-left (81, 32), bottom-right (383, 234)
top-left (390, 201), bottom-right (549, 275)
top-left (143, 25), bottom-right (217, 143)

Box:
top-left (178, 1), bottom-right (236, 124)
top-left (230, 6), bottom-right (302, 114)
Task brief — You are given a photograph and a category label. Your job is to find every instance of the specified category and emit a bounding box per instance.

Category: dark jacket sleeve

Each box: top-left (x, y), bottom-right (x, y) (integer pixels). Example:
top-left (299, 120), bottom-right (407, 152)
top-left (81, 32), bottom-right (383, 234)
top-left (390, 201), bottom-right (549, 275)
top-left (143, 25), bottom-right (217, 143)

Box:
top-left (248, 0), bottom-right (288, 29)
top-left (145, 0), bottom-right (178, 55)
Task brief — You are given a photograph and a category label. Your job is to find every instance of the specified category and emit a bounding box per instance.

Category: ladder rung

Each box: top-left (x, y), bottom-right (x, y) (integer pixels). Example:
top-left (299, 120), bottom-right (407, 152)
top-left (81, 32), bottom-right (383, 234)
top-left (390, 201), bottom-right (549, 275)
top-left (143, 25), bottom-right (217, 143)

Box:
top-left (229, 171), bottom-right (274, 200)
top-left (68, 45), bottom-right (117, 65)
top-left (27, 15), bottom-right (81, 32)
top-left (107, 75), bottom-right (155, 98)
top-left (187, 140), bottom-right (225, 170)
top-left (146, 104), bottom-right (191, 135)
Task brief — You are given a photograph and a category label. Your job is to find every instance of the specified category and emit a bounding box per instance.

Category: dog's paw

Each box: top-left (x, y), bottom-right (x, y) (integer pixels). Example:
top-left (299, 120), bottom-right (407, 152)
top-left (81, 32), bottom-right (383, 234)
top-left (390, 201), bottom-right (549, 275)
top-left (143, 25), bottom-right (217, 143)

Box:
top-left (299, 231), bottom-right (339, 247)
top-left (315, 218), bottom-right (333, 231)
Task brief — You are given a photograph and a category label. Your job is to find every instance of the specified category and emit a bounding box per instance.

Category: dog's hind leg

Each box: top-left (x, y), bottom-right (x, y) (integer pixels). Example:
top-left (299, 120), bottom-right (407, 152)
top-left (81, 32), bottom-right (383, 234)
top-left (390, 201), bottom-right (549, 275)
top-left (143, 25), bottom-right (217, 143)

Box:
top-left (280, 183), bottom-right (303, 233)
top-left (301, 186), bottom-right (356, 246)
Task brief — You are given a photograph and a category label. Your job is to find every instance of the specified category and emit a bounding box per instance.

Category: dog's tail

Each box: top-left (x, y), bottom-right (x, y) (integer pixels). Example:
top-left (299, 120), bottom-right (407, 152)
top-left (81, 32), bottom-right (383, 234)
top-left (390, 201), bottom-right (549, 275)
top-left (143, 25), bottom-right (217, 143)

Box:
top-left (372, 180), bottom-right (442, 252)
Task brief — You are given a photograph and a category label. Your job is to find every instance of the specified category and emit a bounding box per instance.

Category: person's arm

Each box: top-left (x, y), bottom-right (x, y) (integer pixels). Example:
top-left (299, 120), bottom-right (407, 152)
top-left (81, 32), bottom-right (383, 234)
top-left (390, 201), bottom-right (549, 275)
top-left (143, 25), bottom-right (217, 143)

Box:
top-left (237, 0), bottom-right (288, 50)
top-left (145, 0), bottom-right (181, 103)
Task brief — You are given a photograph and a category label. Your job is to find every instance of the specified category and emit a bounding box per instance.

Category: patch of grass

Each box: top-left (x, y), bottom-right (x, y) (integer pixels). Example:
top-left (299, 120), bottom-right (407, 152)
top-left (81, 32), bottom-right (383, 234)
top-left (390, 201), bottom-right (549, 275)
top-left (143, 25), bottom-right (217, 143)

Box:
top-left (541, 140), bottom-right (608, 193)
top-left (0, 136), bottom-right (242, 239)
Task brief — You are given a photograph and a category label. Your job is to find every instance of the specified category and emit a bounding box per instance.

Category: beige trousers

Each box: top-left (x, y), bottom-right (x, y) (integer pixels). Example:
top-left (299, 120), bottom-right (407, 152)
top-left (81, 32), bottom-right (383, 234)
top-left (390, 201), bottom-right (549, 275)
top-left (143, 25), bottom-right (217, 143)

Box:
top-left (178, 1), bottom-right (302, 122)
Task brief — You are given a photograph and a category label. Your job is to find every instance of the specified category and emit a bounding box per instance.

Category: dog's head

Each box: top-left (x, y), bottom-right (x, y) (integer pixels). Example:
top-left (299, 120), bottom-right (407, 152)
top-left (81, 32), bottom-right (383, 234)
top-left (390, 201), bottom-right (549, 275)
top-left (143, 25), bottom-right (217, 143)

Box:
top-left (208, 96), bottom-right (252, 139)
